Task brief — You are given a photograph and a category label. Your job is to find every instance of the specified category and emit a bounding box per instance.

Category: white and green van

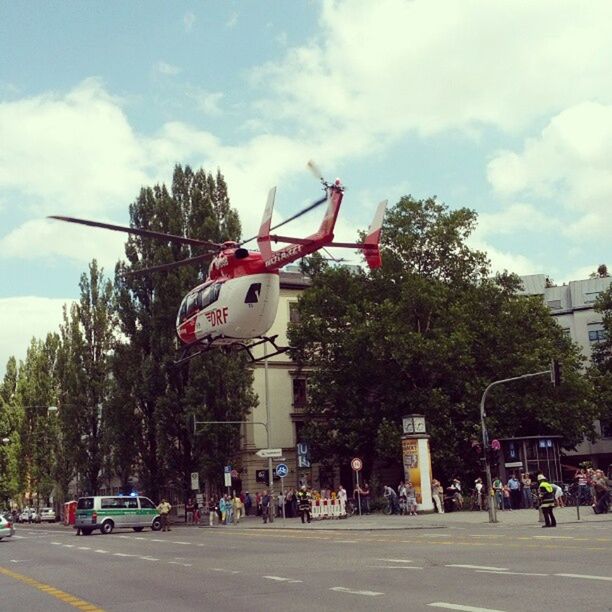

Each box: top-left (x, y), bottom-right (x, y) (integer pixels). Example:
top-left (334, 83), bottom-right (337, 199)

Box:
top-left (75, 495), bottom-right (162, 535)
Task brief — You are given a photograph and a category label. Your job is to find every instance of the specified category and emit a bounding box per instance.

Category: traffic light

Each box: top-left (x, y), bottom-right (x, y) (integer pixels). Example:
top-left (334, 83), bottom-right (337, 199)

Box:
top-left (550, 359), bottom-right (562, 387)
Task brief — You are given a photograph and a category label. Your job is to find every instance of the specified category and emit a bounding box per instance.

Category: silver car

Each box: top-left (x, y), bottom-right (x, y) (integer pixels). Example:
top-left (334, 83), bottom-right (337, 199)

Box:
top-left (0, 514), bottom-right (15, 540)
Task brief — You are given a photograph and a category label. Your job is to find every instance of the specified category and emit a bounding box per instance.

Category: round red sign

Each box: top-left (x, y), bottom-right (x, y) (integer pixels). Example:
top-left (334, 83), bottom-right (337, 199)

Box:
top-left (351, 457), bottom-right (363, 471)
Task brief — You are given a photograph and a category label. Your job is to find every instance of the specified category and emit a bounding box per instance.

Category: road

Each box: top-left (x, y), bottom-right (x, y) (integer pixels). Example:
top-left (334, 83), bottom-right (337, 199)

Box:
top-left (1, 520), bottom-right (611, 611)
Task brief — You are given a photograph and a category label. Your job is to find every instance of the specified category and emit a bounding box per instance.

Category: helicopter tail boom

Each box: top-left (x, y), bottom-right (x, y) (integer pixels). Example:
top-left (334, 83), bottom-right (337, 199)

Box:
top-left (362, 199), bottom-right (387, 270)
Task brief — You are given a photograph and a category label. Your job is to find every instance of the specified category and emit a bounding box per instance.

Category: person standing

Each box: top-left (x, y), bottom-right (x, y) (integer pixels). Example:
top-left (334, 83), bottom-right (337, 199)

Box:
top-left (521, 473), bottom-right (533, 509)
top-left (507, 475), bottom-right (521, 509)
top-left (361, 482), bottom-right (371, 514)
top-left (431, 479), bottom-right (444, 513)
top-left (185, 498), bottom-right (195, 524)
top-left (297, 486), bottom-right (312, 523)
top-left (157, 498), bottom-right (172, 532)
top-left (405, 481), bottom-right (418, 516)
top-left (492, 476), bottom-right (503, 510)
top-left (337, 485), bottom-right (348, 515)
top-left (244, 491), bottom-right (252, 516)
top-left (474, 478), bottom-right (484, 511)
top-left (261, 490), bottom-right (271, 524)
top-left (232, 493), bottom-right (243, 524)
top-left (208, 496), bottom-right (218, 527)
top-left (537, 475), bottom-right (556, 528)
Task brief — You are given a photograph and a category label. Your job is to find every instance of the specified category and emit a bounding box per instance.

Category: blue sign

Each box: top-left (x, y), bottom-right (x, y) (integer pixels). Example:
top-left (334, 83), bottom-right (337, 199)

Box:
top-left (275, 463), bottom-right (288, 478)
top-left (224, 465), bottom-right (231, 473)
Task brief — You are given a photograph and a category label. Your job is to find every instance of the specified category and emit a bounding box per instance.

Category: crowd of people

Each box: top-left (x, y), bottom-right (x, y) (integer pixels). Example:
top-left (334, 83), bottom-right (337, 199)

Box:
top-left (172, 466), bottom-right (608, 527)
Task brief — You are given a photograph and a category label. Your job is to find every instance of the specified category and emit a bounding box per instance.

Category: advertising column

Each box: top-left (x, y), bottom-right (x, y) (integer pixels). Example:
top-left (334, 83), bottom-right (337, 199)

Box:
top-left (401, 414), bottom-right (434, 512)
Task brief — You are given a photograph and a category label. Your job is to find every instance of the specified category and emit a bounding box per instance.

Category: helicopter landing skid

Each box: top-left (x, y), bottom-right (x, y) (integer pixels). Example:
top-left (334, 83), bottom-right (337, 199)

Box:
top-left (173, 335), bottom-right (288, 367)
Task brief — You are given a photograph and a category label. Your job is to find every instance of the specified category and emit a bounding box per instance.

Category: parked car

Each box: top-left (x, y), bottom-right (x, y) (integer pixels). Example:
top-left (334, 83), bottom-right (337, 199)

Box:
top-left (18, 508), bottom-right (31, 523)
top-left (39, 507), bottom-right (56, 522)
top-left (18, 508), bottom-right (41, 523)
top-left (0, 514), bottom-right (15, 540)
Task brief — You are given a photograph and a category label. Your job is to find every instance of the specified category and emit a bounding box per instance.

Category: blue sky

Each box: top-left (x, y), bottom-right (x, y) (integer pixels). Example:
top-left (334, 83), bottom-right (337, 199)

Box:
top-left (1, 0), bottom-right (611, 372)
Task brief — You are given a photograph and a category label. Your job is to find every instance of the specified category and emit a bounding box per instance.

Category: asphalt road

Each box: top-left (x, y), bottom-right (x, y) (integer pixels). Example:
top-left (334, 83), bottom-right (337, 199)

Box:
top-left (1, 520), bottom-right (611, 612)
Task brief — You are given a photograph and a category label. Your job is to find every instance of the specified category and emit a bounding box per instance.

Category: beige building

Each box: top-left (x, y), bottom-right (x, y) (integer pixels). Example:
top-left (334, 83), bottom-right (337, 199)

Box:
top-left (239, 268), bottom-right (318, 494)
top-left (520, 274), bottom-right (612, 469)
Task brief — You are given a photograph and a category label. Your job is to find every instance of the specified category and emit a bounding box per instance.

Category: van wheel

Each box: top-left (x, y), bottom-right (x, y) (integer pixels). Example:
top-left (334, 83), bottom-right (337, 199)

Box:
top-left (133, 527), bottom-right (144, 532)
top-left (151, 518), bottom-right (162, 531)
top-left (82, 528), bottom-right (93, 536)
top-left (101, 520), bottom-right (114, 535)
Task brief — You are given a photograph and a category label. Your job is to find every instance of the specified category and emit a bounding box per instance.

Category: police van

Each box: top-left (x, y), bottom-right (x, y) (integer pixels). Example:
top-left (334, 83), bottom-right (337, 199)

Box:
top-left (75, 495), bottom-right (162, 535)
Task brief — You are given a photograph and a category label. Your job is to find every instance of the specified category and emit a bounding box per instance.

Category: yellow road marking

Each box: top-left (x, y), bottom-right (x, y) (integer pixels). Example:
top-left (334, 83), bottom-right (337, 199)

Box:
top-left (0, 566), bottom-right (105, 611)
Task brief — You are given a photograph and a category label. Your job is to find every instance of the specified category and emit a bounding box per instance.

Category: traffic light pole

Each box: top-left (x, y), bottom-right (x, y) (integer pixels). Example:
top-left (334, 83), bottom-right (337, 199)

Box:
top-left (480, 368), bottom-right (551, 524)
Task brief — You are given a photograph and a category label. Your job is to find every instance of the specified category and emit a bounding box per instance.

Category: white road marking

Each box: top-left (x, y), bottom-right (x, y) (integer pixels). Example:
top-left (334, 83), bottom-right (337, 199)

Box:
top-left (139, 556), bottom-right (159, 561)
top-left (368, 565), bottom-right (423, 570)
top-left (211, 568), bottom-right (240, 574)
top-left (428, 603), bottom-right (507, 611)
top-left (330, 587), bottom-right (384, 597)
top-left (336, 540), bottom-right (358, 543)
top-left (77, 546), bottom-right (91, 550)
top-left (94, 549), bottom-right (109, 554)
top-left (170, 541), bottom-right (191, 545)
top-left (113, 553), bottom-right (136, 557)
top-left (533, 535), bottom-right (573, 540)
top-left (168, 561), bottom-right (192, 567)
top-left (447, 564), bottom-right (508, 571)
top-left (51, 542), bottom-right (62, 545)
top-left (377, 558), bottom-right (413, 563)
top-left (555, 573), bottom-right (612, 582)
top-left (476, 570), bottom-right (548, 577)
top-left (151, 539), bottom-right (166, 542)
top-left (263, 576), bottom-right (303, 583)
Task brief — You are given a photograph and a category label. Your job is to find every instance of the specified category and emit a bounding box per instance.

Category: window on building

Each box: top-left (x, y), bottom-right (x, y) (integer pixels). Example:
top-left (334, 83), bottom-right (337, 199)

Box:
top-left (584, 291), bottom-right (601, 304)
top-left (588, 329), bottom-right (606, 343)
top-left (547, 299), bottom-right (562, 309)
top-left (292, 378), bottom-right (307, 408)
top-left (289, 302), bottom-right (300, 324)
top-left (601, 419), bottom-right (612, 438)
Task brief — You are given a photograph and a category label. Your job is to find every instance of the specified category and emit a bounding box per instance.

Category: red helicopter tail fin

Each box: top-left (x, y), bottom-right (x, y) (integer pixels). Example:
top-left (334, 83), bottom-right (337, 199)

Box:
top-left (257, 186), bottom-right (277, 261)
top-left (314, 181), bottom-right (344, 240)
top-left (362, 199), bottom-right (387, 270)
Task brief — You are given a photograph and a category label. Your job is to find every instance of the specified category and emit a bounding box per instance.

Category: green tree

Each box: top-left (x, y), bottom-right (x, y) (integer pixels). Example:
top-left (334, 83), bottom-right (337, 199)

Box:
top-left (289, 196), bottom-right (597, 485)
top-left (589, 285), bottom-right (612, 435)
top-left (57, 260), bottom-right (115, 496)
top-left (114, 165), bottom-right (255, 501)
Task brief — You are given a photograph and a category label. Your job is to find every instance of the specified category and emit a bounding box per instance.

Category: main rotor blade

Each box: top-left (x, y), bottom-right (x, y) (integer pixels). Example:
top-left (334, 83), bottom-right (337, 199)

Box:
top-left (240, 194), bottom-right (328, 245)
top-left (48, 215), bottom-right (221, 249)
top-left (123, 253), bottom-right (213, 277)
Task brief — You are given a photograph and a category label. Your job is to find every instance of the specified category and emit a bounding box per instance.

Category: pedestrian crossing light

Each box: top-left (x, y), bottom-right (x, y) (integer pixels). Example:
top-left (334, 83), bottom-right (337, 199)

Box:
top-left (551, 359), bottom-right (562, 387)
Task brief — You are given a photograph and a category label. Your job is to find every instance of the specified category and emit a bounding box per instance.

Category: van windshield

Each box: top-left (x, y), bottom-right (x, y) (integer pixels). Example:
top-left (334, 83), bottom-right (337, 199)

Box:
top-left (77, 498), bottom-right (94, 510)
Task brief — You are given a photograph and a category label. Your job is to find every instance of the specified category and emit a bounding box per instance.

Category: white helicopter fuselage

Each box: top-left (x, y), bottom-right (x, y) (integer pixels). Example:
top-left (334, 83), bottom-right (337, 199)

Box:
top-left (176, 273), bottom-right (280, 346)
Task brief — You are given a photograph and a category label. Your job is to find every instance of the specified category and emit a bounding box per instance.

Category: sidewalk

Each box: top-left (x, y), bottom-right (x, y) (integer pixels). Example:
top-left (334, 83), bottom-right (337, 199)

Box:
top-left (226, 507), bottom-right (612, 530)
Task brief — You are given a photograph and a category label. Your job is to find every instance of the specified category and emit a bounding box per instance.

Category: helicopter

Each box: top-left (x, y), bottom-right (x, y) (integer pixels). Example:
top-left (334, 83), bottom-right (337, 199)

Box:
top-left (49, 163), bottom-right (387, 365)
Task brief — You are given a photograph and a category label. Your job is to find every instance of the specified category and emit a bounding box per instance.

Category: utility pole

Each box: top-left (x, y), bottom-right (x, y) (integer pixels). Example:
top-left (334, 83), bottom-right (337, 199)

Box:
top-left (480, 368), bottom-right (552, 524)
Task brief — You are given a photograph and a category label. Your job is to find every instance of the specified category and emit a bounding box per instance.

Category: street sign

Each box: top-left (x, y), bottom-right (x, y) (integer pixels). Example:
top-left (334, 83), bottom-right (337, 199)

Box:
top-left (196, 493), bottom-right (204, 506)
top-left (276, 463), bottom-right (288, 478)
top-left (224, 465), bottom-right (232, 473)
top-left (224, 472), bottom-right (232, 487)
top-left (255, 448), bottom-right (283, 458)
top-left (351, 457), bottom-right (363, 471)
top-left (190, 472), bottom-right (200, 491)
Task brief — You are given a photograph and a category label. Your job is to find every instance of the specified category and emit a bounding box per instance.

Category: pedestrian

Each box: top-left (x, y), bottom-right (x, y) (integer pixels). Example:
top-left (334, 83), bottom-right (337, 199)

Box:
top-left (383, 485), bottom-right (399, 514)
top-left (405, 481), bottom-right (418, 516)
top-left (592, 469), bottom-right (610, 514)
top-left (431, 479), bottom-right (444, 513)
top-left (337, 484), bottom-right (348, 514)
top-left (361, 482), bottom-right (371, 514)
top-left (521, 473), bottom-right (533, 509)
top-left (208, 496), bottom-right (218, 527)
top-left (474, 478), bottom-right (484, 511)
top-left (261, 489), bottom-right (271, 524)
top-left (256, 492), bottom-right (262, 516)
top-left (552, 482), bottom-right (565, 507)
top-left (297, 486), bottom-right (311, 523)
top-left (219, 495), bottom-right (227, 524)
top-left (502, 484), bottom-right (512, 510)
top-left (492, 476), bottom-right (503, 510)
top-left (537, 474), bottom-right (556, 528)
top-left (450, 478), bottom-right (464, 510)
top-left (232, 493), bottom-right (243, 524)
top-left (244, 491), bottom-right (252, 516)
top-left (507, 474), bottom-right (521, 509)
top-left (157, 498), bottom-right (172, 532)
top-left (194, 501), bottom-right (201, 525)
top-left (224, 494), bottom-right (233, 525)
top-left (398, 482), bottom-right (408, 515)
top-left (185, 498), bottom-right (195, 524)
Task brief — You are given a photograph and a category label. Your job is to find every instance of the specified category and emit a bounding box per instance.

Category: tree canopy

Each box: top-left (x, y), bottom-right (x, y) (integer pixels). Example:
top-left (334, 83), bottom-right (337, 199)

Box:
top-left (289, 196), bottom-right (598, 484)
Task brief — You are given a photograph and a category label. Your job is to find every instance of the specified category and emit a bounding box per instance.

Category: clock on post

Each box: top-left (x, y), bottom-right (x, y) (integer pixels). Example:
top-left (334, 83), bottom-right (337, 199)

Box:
top-left (402, 414), bottom-right (426, 435)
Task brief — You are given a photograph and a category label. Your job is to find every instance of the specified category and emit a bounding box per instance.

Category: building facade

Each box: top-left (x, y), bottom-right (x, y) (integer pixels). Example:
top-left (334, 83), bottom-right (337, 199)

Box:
top-left (520, 273), bottom-right (612, 469)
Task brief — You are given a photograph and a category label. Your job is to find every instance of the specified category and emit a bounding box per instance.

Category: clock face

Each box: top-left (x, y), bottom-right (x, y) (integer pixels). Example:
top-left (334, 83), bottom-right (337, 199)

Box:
top-left (415, 418), bottom-right (426, 433)
top-left (403, 418), bottom-right (414, 434)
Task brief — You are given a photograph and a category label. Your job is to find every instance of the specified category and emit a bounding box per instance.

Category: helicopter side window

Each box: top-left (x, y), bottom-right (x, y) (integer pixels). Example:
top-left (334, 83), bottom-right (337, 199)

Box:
top-left (186, 293), bottom-right (199, 318)
top-left (199, 283), bottom-right (221, 310)
top-left (245, 283), bottom-right (262, 304)
top-left (179, 299), bottom-right (188, 324)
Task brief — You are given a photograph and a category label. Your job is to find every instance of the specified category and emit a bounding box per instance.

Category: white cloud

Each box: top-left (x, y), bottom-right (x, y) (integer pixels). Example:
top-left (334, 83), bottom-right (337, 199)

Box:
top-left (252, 0), bottom-right (612, 140)
top-left (226, 12), bottom-right (238, 28)
top-left (0, 297), bottom-right (74, 374)
top-left (0, 78), bottom-right (151, 216)
top-left (184, 12), bottom-right (196, 32)
top-left (190, 89), bottom-right (224, 116)
top-left (155, 61), bottom-right (182, 76)
top-left (476, 203), bottom-right (558, 237)
top-left (487, 102), bottom-right (612, 241)
top-left (468, 237), bottom-right (540, 277)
